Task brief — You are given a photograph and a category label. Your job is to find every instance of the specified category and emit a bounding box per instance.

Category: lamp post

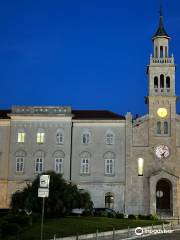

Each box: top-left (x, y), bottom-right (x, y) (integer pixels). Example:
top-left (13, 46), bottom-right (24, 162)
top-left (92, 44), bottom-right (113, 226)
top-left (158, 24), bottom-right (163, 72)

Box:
top-left (38, 175), bottom-right (50, 240)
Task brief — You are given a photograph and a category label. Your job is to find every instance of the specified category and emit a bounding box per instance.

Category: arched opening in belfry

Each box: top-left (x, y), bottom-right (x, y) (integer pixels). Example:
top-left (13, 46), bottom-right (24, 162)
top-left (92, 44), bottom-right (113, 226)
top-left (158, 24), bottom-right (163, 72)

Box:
top-left (154, 76), bottom-right (158, 88)
top-left (160, 74), bottom-right (164, 88)
top-left (166, 76), bottom-right (170, 88)
top-left (160, 46), bottom-right (163, 58)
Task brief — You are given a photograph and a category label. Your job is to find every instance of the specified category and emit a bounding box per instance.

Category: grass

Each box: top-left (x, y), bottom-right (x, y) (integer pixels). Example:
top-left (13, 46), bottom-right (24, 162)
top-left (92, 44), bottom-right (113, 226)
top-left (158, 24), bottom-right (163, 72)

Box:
top-left (1, 216), bottom-right (163, 240)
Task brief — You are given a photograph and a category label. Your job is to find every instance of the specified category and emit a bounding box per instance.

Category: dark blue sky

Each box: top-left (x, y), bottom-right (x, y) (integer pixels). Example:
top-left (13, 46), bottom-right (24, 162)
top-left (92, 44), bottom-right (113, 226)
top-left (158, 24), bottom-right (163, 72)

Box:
top-left (0, 0), bottom-right (180, 116)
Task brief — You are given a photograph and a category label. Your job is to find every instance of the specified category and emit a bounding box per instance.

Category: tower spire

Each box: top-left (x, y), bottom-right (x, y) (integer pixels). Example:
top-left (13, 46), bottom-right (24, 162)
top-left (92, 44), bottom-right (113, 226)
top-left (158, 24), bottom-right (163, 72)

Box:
top-left (152, 6), bottom-right (170, 39)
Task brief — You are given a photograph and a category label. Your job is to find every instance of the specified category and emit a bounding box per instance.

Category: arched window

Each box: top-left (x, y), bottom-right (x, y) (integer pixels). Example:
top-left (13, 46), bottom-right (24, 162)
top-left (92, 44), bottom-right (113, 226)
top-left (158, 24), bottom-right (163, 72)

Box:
top-left (165, 46), bottom-right (168, 57)
top-left (160, 74), bottom-right (164, 88)
top-left (34, 151), bottom-right (45, 173)
top-left (80, 151), bottom-right (91, 174)
top-left (157, 122), bottom-right (161, 134)
top-left (56, 129), bottom-right (64, 144)
top-left (15, 150), bottom-right (26, 173)
top-left (160, 46), bottom-right (163, 58)
top-left (154, 76), bottom-right (158, 88)
top-left (103, 152), bottom-right (115, 175)
top-left (105, 192), bottom-right (114, 209)
top-left (166, 76), bottom-right (170, 88)
top-left (155, 46), bottom-right (158, 58)
top-left (82, 130), bottom-right (91, 144)
top-left (53, 150), bottom-right (65, 174)
top-left (105, 130), bottom-right (114, 145)
top-left (164, 122), bottom-right (168, 134)
top-left (37, 128), bottom-right (45, 144)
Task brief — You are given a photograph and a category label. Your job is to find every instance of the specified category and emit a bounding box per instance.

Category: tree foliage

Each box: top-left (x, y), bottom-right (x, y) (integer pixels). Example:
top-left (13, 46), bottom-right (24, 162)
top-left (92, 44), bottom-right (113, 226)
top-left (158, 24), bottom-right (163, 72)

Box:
top-left (11, 171), bottom-right (93, 217)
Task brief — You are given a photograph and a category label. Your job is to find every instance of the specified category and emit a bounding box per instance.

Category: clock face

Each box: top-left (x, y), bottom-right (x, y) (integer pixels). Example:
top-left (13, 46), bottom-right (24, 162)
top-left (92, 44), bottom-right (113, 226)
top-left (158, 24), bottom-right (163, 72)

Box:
top-left (157, 108), bottom-right (168, 118)
top-left (155, 145), bottom-right (170, 159)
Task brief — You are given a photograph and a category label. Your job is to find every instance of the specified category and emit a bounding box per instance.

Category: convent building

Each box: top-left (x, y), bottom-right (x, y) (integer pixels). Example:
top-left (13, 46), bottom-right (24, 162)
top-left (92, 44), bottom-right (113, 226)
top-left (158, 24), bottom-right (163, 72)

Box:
top-left (0, 11), bottom-right (180, 217)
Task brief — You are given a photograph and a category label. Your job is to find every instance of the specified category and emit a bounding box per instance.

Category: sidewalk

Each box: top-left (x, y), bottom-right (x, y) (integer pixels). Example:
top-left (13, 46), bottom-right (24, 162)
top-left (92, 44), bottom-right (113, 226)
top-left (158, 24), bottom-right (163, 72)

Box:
top-left (52, 223), bottom-right (180, 240)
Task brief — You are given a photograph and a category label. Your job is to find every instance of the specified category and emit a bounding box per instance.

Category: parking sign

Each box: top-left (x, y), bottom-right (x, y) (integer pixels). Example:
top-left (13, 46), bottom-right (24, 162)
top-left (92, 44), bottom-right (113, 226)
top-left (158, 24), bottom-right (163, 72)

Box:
top-left (40, 175), bottom-right (50, 188)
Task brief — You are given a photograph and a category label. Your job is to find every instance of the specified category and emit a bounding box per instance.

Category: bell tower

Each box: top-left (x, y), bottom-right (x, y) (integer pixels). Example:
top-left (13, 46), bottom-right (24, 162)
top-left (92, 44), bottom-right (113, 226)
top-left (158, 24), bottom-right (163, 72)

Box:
top-left (147, 8), bottom-right (177, 138)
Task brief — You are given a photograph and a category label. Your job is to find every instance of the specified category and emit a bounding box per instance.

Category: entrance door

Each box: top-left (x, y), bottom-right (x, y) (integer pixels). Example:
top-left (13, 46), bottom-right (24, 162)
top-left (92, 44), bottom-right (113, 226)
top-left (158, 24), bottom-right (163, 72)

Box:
top-left (156, 179), bottom-right (172, 211)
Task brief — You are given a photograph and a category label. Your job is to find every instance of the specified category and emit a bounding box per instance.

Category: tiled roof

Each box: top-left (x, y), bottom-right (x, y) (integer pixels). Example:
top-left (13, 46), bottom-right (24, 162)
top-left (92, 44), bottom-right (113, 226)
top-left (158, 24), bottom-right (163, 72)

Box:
top-left (0, 110), bottom-right (11, 119)
top-left (0, 109), bottom-right (125, 120)
top-left (72, 110), bottom-right (125, 120)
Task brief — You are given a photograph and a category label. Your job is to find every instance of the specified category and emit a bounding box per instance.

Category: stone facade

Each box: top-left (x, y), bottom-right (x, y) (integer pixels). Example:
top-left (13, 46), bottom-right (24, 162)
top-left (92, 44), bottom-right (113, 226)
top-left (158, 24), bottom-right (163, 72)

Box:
top-left (0, 13), bottom-right (180, 216)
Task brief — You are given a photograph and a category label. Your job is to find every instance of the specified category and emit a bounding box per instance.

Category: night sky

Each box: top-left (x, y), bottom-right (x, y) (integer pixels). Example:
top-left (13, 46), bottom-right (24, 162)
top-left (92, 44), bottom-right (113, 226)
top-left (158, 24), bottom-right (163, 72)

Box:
top-left (0, 0), bottom-right (180, 116)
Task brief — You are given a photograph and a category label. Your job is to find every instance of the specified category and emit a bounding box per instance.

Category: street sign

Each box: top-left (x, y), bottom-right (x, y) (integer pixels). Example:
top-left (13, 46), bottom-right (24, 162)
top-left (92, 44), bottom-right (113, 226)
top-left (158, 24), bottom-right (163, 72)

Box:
top-left (40, 175), bottom-right (50, 188)
top-left (38, 188), bottom-right (49, 198)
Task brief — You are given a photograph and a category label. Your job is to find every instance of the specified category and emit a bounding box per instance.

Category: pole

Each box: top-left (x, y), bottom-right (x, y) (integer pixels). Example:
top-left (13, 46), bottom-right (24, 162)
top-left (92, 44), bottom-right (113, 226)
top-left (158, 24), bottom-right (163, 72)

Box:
top-left (41, 197), bottom-right (45, 240)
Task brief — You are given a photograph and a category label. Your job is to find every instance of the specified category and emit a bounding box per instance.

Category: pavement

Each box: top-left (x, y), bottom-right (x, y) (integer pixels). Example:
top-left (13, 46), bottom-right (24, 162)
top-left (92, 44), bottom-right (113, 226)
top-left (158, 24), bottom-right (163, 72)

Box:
top-left (142, 230), bottom-right (180, 240)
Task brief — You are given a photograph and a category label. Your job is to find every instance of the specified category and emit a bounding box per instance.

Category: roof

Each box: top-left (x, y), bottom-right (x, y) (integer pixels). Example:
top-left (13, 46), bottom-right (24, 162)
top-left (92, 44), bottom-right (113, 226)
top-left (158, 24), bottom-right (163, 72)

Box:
top-left (72, 110), bottom-right (125, 120)
top-left (0, 110), bottom-right (11, 119)
top-left (152, 8), bottom-right (170, 39)
top-left (0, 109), bottom-right (125, 120)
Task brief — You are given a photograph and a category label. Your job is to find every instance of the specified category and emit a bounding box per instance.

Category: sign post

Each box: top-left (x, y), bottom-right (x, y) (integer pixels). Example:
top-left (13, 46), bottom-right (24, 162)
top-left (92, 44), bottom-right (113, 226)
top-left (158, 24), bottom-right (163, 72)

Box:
top-left (38, 175), bottom-right (50, 240)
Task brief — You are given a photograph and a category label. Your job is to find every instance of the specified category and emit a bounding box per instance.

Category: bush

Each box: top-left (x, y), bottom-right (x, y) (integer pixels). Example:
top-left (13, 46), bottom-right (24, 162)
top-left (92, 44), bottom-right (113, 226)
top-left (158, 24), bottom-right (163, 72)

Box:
top-left (82, 210), bottom-right (92, 216)
top-left (107, 212), bottom-right (114, 218)
top-left (128, 214), bottom-right (136, 220)
top-left (3, 214), bottom-right (31, 227)
top-left (116, 212), bottom-right (124, 219)
top-left (94, 211), bottom-right (108, 217)
top-left (1, 222), bottom-right (21, 236)
top-left (138, 214), bottom-right (147, 220)
top-left (146, 214), bottom-right (159, 220)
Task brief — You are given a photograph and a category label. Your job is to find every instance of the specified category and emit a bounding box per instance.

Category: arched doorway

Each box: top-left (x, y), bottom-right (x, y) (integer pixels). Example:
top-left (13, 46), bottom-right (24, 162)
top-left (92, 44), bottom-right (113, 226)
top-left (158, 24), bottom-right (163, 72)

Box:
top-left (105, 192), bottom-right (114, 209)
top-left (156, 179), bottom-right (172, 214)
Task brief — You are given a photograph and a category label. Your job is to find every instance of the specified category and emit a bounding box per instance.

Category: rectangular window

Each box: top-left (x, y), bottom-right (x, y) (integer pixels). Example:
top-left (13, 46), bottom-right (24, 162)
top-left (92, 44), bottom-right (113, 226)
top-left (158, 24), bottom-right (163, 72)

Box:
top-left (35, 158), bottom-right (43, 173)
top-left (17, 132), bottom-right (26, 143)
top-left (16, 157), bottom-right (24, 173)
top-left (55, 158), bottom-right (63, 173)
top-left (37, 133), bottom-right (45, 144)
top-left (80, 158), bottom-right (89, 174)
top-left (105, 159), bottom-right (114, 175)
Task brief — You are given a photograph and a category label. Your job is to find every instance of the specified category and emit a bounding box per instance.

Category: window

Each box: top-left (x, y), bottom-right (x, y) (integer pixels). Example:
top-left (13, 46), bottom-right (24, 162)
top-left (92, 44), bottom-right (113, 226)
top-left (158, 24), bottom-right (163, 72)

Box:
top-left (157, 121), bottom-right (161, 134)
top-left (154, 76), bottom-right (158, 88)
top-left (164, 121), bottom-right (168, 134)
top-left (165, 46), bottom-right (168, 57)
top-left (56, 129), bottom-right (64, 144)
top-left (17, 130), bottom-right (26, 143)
top-left (155, 46), bottom-right (158, 58)
top-left (160, 74), bottom-right (164, 88)
top-left (82, 131), bottom-right (91, 144)
top-left (105, 130), bottom-right (114, 145)
top-left (105, 192), bottom-right (114, 209)
top-left (105, 159), bottom-right (114, 175)
top-left (55, 158), bottom-right (63, 173)
top-left (37, 129), bottom-right (45, 144)
top-left (16, 157), bottom-right (24, 173)
top-left (80, 158), bottom-right (90, 174)
top-left (160, 46), bottom-right (163, 58)
top-left (166, 76), bottom-right (170, 88)
top-left (35, 158), bottom-right (43, 173)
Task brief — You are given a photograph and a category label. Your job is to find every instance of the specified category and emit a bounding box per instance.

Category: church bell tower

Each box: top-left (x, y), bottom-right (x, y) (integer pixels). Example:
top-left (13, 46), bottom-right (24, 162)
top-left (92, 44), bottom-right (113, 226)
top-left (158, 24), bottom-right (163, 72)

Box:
top-left (147, 8), bottom-right (177, 139)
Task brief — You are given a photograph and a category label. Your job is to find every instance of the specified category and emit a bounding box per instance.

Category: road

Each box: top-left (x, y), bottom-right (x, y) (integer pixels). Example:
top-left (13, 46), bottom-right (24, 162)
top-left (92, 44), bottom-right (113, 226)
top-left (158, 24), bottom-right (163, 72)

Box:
top-left (142, 230), bottom-right (180, 240)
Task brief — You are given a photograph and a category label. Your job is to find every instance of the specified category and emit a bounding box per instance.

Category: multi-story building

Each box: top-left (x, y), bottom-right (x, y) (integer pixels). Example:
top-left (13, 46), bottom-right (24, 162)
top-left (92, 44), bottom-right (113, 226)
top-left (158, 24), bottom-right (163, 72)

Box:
top-left (0, 11), bottom-right (180, 216)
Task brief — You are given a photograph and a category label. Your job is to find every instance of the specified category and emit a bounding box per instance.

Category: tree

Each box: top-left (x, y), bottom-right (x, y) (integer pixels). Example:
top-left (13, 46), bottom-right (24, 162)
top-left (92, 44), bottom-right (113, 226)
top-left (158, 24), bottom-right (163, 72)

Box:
top-left (11, 171), bottom-right (93, 217)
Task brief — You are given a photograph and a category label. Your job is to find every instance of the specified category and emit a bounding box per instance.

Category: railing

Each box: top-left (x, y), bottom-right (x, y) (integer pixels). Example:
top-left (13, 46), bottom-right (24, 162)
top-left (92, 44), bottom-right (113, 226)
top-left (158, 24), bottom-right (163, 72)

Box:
top-left (154, 88), bottom-right (171, 94)
top-left (150, 57), bottom-right (174, 64)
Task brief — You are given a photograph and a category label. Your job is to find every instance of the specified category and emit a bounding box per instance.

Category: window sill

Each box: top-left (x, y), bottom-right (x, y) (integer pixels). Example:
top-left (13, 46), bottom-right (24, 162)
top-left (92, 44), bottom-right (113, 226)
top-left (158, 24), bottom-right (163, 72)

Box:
top-left (80, 173), bottom-right (91, 176)
top-left (104, 174), bottom-right (115, 177)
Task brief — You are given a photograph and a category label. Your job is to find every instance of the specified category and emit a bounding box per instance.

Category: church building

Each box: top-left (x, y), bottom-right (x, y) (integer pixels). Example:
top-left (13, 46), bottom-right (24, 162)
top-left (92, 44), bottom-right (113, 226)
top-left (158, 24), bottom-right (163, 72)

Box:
top-left (0, 11), bottom-right (180, 217)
